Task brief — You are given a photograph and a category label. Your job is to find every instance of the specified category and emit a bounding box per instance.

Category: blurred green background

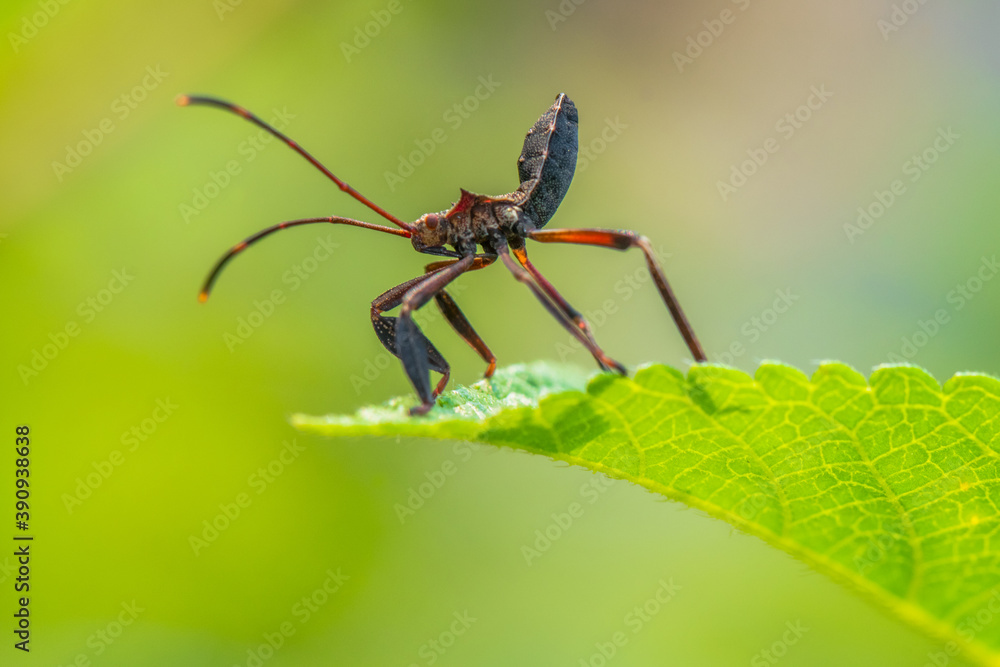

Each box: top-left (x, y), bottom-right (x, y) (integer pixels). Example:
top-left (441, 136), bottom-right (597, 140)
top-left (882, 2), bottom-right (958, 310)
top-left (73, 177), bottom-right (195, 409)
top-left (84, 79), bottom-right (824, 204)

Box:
top-left (2, 0), bottom-right (999, 665)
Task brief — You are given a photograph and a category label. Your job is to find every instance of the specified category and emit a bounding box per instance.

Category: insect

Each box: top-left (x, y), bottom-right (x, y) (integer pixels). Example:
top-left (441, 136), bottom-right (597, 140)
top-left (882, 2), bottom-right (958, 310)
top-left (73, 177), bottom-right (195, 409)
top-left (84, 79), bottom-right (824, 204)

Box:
top-left (179, 93), bottom-right (707, 415)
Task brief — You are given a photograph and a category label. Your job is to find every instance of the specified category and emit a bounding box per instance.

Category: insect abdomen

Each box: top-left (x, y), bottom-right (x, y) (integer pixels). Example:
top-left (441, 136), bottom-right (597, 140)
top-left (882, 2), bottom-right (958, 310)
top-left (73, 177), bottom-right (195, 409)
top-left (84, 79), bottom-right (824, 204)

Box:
top-left (517, 93), bottom-right (579, 229)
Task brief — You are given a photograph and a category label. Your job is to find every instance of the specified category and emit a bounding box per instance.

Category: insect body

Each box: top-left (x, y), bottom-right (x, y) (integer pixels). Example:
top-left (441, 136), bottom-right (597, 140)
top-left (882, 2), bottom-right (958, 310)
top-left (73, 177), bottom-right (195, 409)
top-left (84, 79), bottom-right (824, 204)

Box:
top-left (179, 93), bottom-right (707, 415)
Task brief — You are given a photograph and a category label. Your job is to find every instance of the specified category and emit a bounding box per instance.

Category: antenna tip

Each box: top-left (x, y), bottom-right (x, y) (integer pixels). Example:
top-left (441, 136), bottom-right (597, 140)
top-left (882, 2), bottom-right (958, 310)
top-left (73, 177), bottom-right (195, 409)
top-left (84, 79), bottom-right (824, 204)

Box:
top-left (176, 94), bottom-right (191, 107)
top-left (198, 291), bottom-right (209, 303)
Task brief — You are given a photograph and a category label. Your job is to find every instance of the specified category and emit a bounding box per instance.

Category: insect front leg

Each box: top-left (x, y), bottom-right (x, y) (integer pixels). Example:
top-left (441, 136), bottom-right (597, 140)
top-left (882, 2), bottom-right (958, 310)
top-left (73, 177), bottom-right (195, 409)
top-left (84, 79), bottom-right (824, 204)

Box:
top-left (396, 255), bottom-right (477, 415)
top-left (371, 271), bottom-right (453, 401)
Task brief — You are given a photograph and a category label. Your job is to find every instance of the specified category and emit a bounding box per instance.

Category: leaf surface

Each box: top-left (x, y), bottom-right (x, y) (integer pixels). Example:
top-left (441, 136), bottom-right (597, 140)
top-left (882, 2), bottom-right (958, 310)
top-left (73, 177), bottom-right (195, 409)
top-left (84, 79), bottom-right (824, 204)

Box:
top-left (293, 362), bottom-right (1000, 665)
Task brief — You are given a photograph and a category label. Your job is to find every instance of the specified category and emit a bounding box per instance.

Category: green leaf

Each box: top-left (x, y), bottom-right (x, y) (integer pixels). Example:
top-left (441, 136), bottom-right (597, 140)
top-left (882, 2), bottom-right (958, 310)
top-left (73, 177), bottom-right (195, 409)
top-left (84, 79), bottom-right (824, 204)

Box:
top-left (293, 361), bottom-right (1000, 666)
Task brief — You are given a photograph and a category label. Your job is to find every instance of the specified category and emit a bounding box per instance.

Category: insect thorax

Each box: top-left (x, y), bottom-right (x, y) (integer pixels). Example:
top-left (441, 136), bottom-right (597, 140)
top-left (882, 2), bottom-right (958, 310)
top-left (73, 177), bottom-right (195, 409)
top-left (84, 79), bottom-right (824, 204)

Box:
top-left (417, 190), bottom-right (530, 254)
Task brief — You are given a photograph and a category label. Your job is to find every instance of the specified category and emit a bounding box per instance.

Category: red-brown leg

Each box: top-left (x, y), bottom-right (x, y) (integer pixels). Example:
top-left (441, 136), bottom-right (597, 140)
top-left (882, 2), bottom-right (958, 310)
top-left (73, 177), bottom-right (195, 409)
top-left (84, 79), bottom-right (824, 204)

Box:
top-left (424, 257), bottom-right (498, 379)
top-left (495, 241), bottom-right (626, 374)
top-left (527, 228), bottom-right (707, 362)
top-left (510, 245), bottom-right (625, 372)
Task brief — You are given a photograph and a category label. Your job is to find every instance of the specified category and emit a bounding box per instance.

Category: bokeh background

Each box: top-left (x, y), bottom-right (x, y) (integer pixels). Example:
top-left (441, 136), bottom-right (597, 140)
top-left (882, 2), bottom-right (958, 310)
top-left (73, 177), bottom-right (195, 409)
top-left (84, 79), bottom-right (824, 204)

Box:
top-left (2, 0), bottom-right (1000, 665)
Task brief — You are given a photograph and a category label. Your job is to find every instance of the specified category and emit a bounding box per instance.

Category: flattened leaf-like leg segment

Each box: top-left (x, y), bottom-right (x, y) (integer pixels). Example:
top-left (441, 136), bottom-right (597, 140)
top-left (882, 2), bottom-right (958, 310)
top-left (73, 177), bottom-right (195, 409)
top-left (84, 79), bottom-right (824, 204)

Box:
top-left (371, 256), bottom-right (476, 415)
top-left (371, 272), bottom-right (451, 401)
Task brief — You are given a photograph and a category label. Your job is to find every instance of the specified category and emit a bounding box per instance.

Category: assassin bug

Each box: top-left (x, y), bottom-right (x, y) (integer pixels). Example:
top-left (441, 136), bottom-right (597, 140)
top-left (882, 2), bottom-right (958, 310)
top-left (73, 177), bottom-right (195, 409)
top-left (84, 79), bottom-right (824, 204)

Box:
top-left (179, 93), bottom-right (707, 415)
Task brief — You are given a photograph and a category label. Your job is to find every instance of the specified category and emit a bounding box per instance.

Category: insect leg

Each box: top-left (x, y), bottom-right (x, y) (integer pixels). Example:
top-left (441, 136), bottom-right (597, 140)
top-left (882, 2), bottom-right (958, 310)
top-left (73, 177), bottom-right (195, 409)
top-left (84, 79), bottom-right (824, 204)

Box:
top-left (510, 244), bottom-right (626, 373)
top-left (526, 228), bottom-right (706, 361)
top-left (495, 241), bottom-right (626, 374)
top-left (424, 256), bottom-right (499, 379)
top-left (510, 245), bottom-right (603, 350)
top-left (397, 255), bottom-right (477, 415)
top-left (371, 270), bottom-right (453, 400)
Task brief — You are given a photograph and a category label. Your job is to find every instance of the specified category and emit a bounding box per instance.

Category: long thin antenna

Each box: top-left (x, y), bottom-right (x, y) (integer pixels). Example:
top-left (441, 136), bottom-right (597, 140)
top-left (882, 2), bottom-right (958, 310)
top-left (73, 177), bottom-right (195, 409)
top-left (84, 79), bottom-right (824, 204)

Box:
top-left (177, 94), bottom-right (414, 233)
top-left (199, 216), bottom-right (409, 302)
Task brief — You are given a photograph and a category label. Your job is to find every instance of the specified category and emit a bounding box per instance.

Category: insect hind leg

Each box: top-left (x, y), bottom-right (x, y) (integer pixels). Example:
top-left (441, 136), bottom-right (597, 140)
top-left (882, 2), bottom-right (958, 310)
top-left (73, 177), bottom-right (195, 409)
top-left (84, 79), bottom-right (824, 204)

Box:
top-left (526, 228), bottom-right (706, 361)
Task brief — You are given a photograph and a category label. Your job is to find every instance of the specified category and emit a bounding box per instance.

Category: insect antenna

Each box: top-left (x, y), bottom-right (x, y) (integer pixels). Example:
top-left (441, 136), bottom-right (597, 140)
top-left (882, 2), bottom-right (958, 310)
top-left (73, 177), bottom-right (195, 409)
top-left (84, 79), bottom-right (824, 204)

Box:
top-left (198, 216), bottom-right (409, 303)
top-left (176, 94), bottom-right (414, 233)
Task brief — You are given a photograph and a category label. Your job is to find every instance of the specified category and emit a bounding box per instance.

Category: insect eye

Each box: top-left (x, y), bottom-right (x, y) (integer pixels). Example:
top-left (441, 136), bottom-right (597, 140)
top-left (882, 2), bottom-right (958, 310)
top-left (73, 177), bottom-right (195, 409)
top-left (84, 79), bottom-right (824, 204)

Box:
top-left (425, 215), bottom-right (439, 230)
